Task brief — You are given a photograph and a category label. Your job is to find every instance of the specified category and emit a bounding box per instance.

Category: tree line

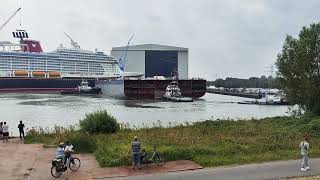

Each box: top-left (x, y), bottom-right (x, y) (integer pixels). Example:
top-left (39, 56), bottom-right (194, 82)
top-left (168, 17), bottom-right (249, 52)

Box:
top-left (211, 22), bottom-right (320, 115)
top-left (207, 76), bottom-right (280, 89)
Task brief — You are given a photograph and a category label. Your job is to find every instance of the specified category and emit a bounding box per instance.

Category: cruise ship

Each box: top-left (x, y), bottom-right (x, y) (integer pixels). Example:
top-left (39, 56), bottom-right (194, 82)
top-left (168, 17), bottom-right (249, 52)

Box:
top-left (0, 8), bottom-right (206, 97)
top-left (0, 30), bottom-right (121, 92)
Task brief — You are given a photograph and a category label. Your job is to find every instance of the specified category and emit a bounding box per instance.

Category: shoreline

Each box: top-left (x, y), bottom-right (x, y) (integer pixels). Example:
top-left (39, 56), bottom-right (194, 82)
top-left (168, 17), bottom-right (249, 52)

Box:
top-left (25, 116), bottom-right (320, 168)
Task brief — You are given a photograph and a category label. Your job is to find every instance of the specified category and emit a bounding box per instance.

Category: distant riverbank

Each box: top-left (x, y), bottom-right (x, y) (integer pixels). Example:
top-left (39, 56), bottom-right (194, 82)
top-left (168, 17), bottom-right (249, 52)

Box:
top-left (25, 116), bottom-right (320, 168)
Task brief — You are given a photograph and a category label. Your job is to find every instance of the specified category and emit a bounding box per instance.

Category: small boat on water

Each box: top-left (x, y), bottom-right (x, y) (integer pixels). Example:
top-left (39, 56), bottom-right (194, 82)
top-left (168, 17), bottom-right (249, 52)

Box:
top-left (60, 80), bottom-right (101, 95)
top-left (238, 89), bottom-right (289, 105)
top-left (163, 81), bottom-right (193, 102)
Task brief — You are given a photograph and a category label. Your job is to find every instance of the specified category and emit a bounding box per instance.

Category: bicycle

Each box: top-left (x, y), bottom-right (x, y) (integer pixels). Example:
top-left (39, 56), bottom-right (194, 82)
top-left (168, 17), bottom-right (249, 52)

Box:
top-left (50, 154), bottom-right (81, 178)
top-left (140, 145), bottom-right (165, 166)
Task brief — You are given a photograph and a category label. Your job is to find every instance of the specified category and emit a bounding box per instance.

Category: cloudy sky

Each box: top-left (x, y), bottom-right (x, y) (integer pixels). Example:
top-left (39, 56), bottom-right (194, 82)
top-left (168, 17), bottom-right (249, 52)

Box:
top-left (0, 0), bottom-right (319, 80)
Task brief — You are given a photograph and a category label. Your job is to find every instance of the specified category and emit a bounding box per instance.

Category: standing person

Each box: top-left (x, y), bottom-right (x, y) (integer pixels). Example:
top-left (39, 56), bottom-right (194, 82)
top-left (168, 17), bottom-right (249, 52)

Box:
top-left (2, 122), bottom-right (9, 142)
top-left (131, 136), bottom-right (141, 171)
top-left (299, 137), bottom-right (310, 171)
top-left (0, 122), bottom-right (3, 141)
top-left (18, 121), bottom-right (25, 140)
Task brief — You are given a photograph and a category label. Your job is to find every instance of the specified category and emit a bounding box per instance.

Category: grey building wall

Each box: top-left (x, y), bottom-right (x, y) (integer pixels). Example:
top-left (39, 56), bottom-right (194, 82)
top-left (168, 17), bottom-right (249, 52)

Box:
top-left (111, 44), bottom-right (188, 79)
top-left (111, 50), bottom-right (145, 76)
top-left (178, 51), bottom-right (188, 79)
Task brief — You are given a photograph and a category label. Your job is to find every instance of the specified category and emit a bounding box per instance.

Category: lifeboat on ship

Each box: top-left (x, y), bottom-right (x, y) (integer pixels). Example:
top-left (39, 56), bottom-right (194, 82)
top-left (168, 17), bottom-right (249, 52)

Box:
top-left (32, 71), bottom-right (46, 77)
top-left (14, 70), bottom-right (29, 77)
top-left (48, 71), bottom-right (61, 78)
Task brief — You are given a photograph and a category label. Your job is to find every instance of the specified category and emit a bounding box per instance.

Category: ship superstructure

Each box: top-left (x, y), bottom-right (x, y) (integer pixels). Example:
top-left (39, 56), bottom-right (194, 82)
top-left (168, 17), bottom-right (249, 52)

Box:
top-left (0, 31), bottom-right (119, 78)
top-left (0, 26), bottom-right (121, 92)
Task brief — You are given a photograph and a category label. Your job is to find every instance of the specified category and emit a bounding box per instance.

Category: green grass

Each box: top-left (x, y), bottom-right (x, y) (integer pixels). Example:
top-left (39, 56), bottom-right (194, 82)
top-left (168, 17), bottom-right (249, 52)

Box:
top-left (25, 116), bottom-right (320, 167)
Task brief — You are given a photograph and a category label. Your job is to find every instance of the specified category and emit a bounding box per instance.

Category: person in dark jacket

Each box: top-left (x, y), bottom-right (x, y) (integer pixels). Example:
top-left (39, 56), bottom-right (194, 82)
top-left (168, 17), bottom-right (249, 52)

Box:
top-left (18, 121), bottom-right (25, 139)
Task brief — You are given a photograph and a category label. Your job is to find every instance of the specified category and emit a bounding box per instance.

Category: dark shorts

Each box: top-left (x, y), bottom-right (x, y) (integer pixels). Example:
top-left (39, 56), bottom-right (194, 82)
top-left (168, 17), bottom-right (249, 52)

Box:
top-left (3, 132), bottom-right (9, 137)
top-left (0, 132), bottom-right (3, 135)
top-left (132, 153), bottom-right (140, 165)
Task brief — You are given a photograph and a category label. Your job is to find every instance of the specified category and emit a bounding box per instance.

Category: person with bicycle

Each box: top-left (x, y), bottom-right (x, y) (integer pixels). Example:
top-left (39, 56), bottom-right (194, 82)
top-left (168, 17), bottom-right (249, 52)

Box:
top-left (51, 142), bottom-right (81, 178)
top-left (131, 136), bottom-right (141, 171)
top-left (55, 142), bottom-right (65, 164)
top-left (64, 141), bottom-right (74, 165)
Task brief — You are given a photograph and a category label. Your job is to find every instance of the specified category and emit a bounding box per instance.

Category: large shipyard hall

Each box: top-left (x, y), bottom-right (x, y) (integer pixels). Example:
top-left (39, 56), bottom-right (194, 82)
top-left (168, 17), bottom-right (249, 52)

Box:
top-left (111, 44), bottom-right (188, 79)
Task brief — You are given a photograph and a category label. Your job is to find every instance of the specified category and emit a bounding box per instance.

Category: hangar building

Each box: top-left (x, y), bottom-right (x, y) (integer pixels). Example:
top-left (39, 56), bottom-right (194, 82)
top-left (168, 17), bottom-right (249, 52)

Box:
top-left (111, 44), bottom-right (188, 79)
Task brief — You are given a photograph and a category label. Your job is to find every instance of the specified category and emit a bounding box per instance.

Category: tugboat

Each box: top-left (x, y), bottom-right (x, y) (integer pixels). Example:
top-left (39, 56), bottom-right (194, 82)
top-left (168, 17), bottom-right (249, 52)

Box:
top-left (163, 81), bottom-right (193, 102)
top-left (60, 80), bottom-right (101, 95)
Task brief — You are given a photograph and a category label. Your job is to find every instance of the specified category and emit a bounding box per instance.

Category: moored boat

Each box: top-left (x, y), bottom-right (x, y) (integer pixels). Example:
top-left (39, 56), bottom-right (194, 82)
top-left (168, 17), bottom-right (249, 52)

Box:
top-left (238, 89), bottom-right (289, 105)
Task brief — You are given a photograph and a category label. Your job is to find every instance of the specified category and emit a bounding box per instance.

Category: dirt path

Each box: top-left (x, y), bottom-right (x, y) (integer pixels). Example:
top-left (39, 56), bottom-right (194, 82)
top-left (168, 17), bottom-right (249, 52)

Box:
top-left (0, 138), bottom-right (202, 180)
top-left (0, 138), bottom-right (42, 180)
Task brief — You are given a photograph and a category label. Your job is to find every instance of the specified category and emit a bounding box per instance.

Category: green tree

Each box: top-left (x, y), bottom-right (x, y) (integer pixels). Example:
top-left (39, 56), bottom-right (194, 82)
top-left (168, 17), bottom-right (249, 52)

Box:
top-left (276, 23), bottom-right (320, 115)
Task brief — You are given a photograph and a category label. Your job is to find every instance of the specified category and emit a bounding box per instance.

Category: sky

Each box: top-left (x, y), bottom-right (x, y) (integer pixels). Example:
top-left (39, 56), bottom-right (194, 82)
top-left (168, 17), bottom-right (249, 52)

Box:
top-left (0, 0), bottom-right (319, 80)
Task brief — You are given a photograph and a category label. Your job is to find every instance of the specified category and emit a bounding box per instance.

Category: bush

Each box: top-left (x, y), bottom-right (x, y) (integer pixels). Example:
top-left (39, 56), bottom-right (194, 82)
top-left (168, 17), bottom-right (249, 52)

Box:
top-left (80, 110), bottom-right (120, 134)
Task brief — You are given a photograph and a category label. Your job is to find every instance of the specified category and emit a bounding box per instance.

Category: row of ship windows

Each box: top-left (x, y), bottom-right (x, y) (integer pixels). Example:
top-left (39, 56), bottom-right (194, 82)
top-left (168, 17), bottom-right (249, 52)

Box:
top-left (4, 64), bottom-right (109, 68)
top-left (0, 62), bottom-right (111, 67)
top-left (0, 65), bottom-right (105, 69)
top-left (0, 68), bottom-right (108, 73)
top-left (0, 64), bottom-right (114, 67)
top-left (0, 60), bottom-right (115, 64)
top-left (0, 66), bottom-right (112, 70)
top-left (0, 66), bottom-right (106, 69)
top-left (0, 65), bottom-right (115, 69)
top-left (0, 60), bottom-right (115, 65)
top-left (0, 65), bottom-right (109, 70)
top-left (57, 54), bottom-right (108, 60)
top-left (0, 57), bottom-right (117, 64)
top-left (54, 52), bottom-right (108, 57)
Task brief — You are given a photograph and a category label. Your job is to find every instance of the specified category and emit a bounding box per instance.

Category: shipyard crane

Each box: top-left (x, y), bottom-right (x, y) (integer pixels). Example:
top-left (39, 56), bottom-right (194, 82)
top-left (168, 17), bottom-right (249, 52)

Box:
top-left (64, 32), bottom-right (80, 49)
top-left (0, 7), bottom-right (21, 32)
top-left (119, 33), bottom-right (134, 72)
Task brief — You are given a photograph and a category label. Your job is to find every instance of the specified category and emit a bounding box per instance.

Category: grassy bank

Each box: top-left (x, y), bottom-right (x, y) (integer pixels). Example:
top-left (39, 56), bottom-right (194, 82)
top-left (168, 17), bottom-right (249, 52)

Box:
top-left (25, 116), bottom-right (320, 167)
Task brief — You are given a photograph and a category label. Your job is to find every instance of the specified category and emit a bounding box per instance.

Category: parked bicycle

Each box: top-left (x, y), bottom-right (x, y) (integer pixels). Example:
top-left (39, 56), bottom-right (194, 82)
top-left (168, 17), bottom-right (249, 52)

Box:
top-left (51, 154), bottom-right (81, 178)
top-left (140, 145), bottom-right (165, 166)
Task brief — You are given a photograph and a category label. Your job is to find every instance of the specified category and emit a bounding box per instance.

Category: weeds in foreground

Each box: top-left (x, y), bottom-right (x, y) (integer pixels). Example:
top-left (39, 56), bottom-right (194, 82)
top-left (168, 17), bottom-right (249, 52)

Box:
top-left (25, 116), bottom-right (320, 167)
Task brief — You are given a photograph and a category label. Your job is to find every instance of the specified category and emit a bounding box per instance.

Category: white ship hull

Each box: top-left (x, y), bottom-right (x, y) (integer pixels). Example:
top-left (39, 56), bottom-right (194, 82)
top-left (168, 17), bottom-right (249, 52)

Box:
top-left (95, 79), bottom-right (125, 98)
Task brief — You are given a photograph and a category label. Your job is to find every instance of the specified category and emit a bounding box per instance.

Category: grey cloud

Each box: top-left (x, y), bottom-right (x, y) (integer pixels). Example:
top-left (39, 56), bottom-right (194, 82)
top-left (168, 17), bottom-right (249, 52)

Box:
top-left (0, 0), bottom-right (320, 79)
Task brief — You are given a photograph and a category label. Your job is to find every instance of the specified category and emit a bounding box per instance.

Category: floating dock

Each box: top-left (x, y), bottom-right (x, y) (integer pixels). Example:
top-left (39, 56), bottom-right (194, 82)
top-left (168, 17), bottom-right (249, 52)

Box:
top-left (206, 89), bottom-right (260, 99)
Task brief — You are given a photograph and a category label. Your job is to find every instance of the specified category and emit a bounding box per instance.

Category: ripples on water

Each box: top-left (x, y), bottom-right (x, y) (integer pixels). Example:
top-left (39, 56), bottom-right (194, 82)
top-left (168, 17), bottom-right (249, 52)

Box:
top-left (0, 93), bottom-right (289, 135)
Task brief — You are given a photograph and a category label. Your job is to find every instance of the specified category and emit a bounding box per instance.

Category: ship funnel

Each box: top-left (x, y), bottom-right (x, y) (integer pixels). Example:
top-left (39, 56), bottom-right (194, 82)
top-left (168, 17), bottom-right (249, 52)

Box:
top-left (21, 40), bottom-right (43, 53)
top-left (12, 30), bottom-right (43, 53)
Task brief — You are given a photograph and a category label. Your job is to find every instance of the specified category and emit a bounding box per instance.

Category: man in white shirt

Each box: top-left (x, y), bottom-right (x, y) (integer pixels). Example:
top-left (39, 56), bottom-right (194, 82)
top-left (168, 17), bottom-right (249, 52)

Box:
top-left (2, 122), bottom-right (9, 142)
top-left (64, 141), bottom-right (74, 164)
top-left (299, 137), bottom-right (310, 171)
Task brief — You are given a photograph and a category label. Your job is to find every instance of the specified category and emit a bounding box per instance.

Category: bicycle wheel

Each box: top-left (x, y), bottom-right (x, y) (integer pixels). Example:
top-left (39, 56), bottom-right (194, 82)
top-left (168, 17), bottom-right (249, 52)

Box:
top-left (51, 166), bottom-right (62, 178)
top-left (69, 157), bottom-right (81, 171)
top-left (153, 154), bottom-right (165, 166)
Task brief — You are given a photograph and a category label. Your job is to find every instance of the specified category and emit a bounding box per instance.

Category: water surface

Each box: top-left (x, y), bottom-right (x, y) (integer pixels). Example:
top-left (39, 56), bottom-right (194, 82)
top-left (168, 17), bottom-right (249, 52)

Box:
top-left (0, 93), bottom-right (289, 135)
